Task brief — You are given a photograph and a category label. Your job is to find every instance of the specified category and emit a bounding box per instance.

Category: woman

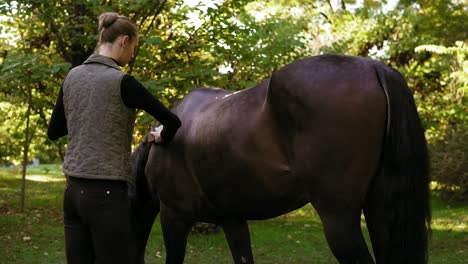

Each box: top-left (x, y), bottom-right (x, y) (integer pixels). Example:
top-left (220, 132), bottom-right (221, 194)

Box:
top-left (47, 12), bottom-right (181, 264)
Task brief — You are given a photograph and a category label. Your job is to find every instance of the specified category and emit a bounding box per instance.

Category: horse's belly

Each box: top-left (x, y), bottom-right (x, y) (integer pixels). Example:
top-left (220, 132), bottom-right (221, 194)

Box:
top-left (217, 195), bottom-right (308, 220)
top-left (193, 189), bottom-right (309, 221)
top-left (190, 163), bottom-right (309, 220)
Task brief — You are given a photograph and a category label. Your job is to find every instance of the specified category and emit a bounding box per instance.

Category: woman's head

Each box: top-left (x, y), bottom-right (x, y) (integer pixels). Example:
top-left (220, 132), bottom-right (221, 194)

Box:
top-left (97, 12), bottom-right (139, 66)
top-left (98, 12), bottom-right (138, 46)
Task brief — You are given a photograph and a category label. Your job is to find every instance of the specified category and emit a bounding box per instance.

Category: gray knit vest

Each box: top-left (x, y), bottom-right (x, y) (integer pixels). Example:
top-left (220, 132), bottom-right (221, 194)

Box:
top-left (62, 54), bottom-right (137, 185)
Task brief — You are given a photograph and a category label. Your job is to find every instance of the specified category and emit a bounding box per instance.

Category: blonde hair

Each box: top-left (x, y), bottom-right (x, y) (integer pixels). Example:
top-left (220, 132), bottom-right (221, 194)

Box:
top-left (98, 12), bottom-right (138, 46)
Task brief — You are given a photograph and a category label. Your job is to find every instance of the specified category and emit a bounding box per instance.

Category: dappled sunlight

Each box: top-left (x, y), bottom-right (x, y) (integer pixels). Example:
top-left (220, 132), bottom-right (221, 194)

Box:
top-left (432, 219), bottom-right (467, 232)
top-left (26, 174), bottom-right (65, 183)
top-left (280, 204), bottom-right (319, 219)
top-left (430, 195), bottom-right (467, 232)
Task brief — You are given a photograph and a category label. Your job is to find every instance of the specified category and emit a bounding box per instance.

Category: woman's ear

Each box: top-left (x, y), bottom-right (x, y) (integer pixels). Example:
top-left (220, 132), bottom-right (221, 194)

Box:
top-left (121, 35), bottom-right (130, 47)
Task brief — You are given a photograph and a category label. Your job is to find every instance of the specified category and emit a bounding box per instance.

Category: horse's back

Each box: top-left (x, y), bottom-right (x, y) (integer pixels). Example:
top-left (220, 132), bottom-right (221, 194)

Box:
top-left (172, 87), bottom-right (231, 120)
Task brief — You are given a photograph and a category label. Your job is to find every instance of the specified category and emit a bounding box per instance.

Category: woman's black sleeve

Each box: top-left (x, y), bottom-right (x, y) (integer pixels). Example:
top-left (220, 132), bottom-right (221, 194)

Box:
top-left (47, 85), bottom-right (68, 140)
top-left (121, 75), bottom-right (181, 142)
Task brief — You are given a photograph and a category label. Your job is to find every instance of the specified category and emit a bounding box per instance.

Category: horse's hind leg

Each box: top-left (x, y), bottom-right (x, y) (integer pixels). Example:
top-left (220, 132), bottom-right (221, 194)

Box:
top-left (364, 198), bottom-right (389, 264)
top-left (221, 219), bottom-right (254, 264)
top-left (363, 174), bottom-right (391, 264)
top-left (160, 205), bottom-right (193, 264)
top-left (315, 206), bottom-right (374, 264)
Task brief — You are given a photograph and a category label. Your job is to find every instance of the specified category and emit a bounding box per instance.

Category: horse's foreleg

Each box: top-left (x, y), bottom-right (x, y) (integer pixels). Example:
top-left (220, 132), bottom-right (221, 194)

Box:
top-left (221, 219), bottom-right (254, 264)
top-left (160, 205), bottom-right (193, 264)
top-left (315, 206), bottom-right (374, 264)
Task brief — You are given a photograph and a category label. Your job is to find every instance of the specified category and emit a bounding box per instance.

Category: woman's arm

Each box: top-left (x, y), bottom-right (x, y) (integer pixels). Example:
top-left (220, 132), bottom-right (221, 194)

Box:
top-left (47, 85), bottom-right (68, 140)
top-left (121, 75), bottom-right (181, 142)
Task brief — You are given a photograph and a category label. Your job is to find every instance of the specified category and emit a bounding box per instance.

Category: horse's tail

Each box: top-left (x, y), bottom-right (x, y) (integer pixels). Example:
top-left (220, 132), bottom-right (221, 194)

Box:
top-left (131, 137), bottom-right (160, 264)
top-left (374, 65), bottom-right (431, 263)
top-left (131, 136), bottom-right (156, 204)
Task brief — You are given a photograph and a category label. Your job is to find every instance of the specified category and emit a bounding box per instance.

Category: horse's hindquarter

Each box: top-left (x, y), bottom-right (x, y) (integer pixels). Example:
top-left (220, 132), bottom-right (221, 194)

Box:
top-left (270, 55), bottom-right (387, 210)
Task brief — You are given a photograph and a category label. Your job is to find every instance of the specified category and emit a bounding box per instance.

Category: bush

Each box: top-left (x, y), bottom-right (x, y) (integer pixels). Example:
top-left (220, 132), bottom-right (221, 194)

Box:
top-left (429, 124), bottom-right (467, 201)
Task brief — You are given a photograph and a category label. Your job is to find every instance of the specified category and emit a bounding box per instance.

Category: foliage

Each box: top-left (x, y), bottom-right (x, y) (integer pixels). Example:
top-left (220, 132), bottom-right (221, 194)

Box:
top-left (429, 126), bottom-right (467, 201)
top-left (413, 41), bottom-right (467, 200)
top-left (412, 39), bottom-right (467, 201)
top-left (0, 100), bottom-right (23, 166)
top-left (0, 51), bottom-right (70, 165)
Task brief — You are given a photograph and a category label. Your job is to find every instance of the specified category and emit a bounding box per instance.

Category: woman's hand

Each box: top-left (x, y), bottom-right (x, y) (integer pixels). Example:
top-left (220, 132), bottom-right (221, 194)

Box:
top-left (147, 126), bottom-right (163, 144)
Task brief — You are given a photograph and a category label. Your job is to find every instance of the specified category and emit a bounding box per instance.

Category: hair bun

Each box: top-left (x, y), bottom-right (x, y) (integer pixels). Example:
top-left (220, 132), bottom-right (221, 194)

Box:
top-left (97, 12), bottom-right (138, 46)
top-left (99, 12), bottom-right (119, 30)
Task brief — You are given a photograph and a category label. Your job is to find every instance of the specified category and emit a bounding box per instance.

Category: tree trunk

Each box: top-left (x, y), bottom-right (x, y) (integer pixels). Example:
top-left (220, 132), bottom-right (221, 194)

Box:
top-left (20, 84), bottom-right (33, 212)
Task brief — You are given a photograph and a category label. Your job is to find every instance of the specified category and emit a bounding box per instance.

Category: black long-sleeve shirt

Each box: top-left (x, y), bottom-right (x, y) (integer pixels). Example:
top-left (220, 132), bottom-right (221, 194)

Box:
top-left (47, 75), bottom-right (181, 142)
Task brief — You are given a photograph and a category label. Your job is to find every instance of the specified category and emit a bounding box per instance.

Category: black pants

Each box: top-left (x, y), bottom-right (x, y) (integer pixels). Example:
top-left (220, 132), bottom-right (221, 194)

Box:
top-left (63, 176), bottom-right (132, 264)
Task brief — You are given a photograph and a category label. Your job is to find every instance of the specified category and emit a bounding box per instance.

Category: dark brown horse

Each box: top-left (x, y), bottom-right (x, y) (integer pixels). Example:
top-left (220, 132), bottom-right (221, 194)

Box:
top-left (131, 55), bottom-right (431, 264)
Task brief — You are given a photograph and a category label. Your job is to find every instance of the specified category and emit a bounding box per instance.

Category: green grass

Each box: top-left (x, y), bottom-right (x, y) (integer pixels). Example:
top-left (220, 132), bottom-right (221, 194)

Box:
top-left (0, 165), bottom-right (466, 263)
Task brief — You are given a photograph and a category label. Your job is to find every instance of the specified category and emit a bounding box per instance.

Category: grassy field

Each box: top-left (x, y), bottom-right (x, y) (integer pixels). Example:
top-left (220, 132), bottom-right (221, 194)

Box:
top-left (0, 165), bottom-right (466, 264)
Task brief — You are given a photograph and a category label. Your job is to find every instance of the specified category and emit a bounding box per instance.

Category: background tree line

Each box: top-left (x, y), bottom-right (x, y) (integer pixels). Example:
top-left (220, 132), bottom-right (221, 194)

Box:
top-left (0, 0), bottom-right (466, 201)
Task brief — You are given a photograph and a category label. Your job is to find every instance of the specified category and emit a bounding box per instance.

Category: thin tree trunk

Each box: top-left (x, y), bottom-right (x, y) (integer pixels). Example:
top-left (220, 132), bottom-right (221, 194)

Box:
top-left (20, 90), bottom-right (32, 212)
top-left (20, 78), bottom-right (35, 212)
top-left (58, 142), bottom-right (65, 162)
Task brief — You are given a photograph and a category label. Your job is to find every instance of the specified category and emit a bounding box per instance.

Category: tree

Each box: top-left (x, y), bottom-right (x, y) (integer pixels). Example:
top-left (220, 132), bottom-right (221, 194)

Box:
top-left (0, 51), bottom-right (70, 210)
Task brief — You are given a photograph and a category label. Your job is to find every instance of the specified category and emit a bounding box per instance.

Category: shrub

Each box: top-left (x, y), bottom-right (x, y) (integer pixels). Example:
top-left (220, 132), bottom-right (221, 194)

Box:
top-left (429, 124), bottom-right (467, 201)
